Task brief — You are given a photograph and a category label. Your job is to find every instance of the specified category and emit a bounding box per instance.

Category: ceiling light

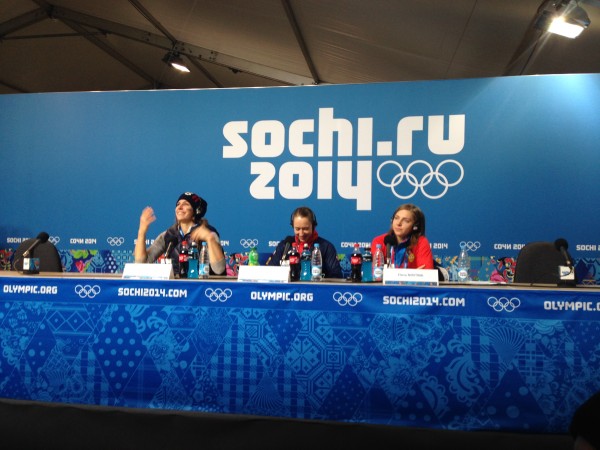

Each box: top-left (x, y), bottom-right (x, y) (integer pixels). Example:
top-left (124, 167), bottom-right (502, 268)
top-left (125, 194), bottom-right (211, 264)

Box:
top-left (545, 1), bottom-right (590, 38)
top-left (162, 51), bottom-right (190, 73)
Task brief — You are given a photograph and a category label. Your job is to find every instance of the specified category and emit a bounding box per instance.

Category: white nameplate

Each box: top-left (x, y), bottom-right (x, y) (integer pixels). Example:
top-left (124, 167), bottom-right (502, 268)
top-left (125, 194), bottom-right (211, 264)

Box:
top-left (122, 263), bottom-right (174, 280)
top-left (383, 268), bottom-right (439, 286)
top-left (559, 265), bottom-right (575, 282)
top-left (237, 265), bottom-right (289, 283)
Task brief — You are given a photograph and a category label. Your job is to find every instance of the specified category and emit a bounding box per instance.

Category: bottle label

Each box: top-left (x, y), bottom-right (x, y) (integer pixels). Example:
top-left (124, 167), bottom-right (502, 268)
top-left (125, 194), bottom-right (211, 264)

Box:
top-left (374, 267), bottom-right (383, 279)
top-left (351, 256), bottom-right (362, 265)
top-left (458, 269), bottom-right (468, 280)
top-left (311, 266), bottom-right (322, 277)
top-left (199, 263), bottom-right (209, 276)
top-left (289, 255), bottom-right (299, 264)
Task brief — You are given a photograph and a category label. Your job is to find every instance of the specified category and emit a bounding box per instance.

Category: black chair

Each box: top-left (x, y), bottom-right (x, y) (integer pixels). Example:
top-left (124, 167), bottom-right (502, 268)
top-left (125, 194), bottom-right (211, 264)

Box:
top-left (513, 241), bottom-right (575, 286)
top-left (12, 239), bottom-right (63, 272)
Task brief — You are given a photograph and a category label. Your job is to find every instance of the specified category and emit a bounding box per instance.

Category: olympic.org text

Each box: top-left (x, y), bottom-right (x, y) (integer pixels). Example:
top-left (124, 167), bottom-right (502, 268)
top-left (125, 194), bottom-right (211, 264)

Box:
top-left (3, 285), bottom-right (58, 295)
top-left (117, 287), bottom-right (188, 298)
top-left (544, 301), bottom-right (600, 312)
top-left (251, 291), bottom-right (314, 302)
top-left (383, 296), bottom-right (466, 307)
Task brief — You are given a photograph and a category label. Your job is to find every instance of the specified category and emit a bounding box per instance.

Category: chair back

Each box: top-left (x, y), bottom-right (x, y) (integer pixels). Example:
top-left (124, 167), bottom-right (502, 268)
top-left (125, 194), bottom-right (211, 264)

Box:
top-left (514, 241), bottom-right (574, 285)
top-left (12, 239), bottom-right (63, 272)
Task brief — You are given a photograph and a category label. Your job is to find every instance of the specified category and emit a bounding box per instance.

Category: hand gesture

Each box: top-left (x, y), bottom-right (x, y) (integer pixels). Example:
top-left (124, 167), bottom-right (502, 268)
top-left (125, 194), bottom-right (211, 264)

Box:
top-left (139, 206), bottom-right (157, 232)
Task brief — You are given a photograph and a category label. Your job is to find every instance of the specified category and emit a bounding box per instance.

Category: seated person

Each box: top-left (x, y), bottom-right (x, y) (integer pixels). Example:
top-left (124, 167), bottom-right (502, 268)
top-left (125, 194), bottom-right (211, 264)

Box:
top-left (267, 206), bottom-right (343, 279)
top-left (134, 192), bottom-right (226, 276)
top-left (371, 203), bottom-right (434, 269)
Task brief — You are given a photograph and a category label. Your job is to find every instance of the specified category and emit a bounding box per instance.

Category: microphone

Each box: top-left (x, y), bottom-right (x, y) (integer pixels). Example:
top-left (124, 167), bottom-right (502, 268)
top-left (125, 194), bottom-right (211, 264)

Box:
top-left (22, 232), bottom-right (50, 257)
top-left (554, 238), bottom-right (573, 267)
top-left (383, 234), bottom-right (395, 268)
top-left (281, 236), bottom-right (295, 262)
top-left (163, 233), bottom-right (178, 259)
top-left (266, 236), bottom-right (294, 266)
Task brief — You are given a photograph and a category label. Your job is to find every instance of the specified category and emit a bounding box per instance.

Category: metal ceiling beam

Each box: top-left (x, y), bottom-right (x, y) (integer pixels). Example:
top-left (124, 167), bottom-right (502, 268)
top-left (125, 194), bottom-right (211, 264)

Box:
top-left (127, 0), bottom-right (221, 88)
top-left (128, 0), bottom-right (178, 45)
top-left (61, 19), bottom-right (160, 88)
top-left (185, 56), bottom-right (224, 88)
top-left (0, 79), bottom-right (29, 93)
top-left (504, 0), bottom-right (548, 75)
top-left (48, 5), bottom-right (315, 86)
top-left (0, 8), bottom-right (48, 38)
top-left (281, 0), bottom-right (320, 84)
top-left (23, 0), bottom-right (160, 88)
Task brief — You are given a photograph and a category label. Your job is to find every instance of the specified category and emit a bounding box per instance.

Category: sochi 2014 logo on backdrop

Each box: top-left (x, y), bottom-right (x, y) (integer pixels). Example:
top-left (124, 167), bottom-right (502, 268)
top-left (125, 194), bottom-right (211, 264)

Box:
top-left (222, 107), bottom-right (465, 211)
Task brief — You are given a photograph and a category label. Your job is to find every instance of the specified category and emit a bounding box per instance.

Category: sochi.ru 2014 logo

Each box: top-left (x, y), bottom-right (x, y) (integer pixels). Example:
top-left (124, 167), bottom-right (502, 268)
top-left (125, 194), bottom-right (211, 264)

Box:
top-left (222, 108), bottom-right (466, 210)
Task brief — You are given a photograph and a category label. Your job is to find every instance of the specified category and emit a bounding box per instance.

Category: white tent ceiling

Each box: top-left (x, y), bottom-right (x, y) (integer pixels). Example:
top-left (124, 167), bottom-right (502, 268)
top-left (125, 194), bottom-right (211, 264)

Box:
top-left (1, 0), bottom-right (599, 94)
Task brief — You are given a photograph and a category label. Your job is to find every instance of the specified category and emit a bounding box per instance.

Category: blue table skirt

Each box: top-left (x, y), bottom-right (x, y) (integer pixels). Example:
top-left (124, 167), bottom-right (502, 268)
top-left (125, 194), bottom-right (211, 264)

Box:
top-left (0, 274), bottom-right (598, 434)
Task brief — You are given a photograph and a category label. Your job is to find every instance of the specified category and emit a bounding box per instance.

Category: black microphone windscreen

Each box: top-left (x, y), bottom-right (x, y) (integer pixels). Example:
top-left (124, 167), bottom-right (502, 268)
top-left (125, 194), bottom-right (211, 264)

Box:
top-left (554, 238), bottom-right (568, 250)
top-left (281, 236), bottom-right (294, 259)
top-left (164, 230), bottom-right (178, 245)
top-left (384, 235), bottom-right (395, 246)
top-left (37, 232), bottom-right (49, 243)
top-left (163, 232), bottom-right (178, 258)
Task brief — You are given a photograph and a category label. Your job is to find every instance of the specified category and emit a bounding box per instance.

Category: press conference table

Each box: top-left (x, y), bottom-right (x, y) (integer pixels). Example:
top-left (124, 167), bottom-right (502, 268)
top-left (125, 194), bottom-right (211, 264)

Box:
top-left (0, 272), bottom-right (597, 448)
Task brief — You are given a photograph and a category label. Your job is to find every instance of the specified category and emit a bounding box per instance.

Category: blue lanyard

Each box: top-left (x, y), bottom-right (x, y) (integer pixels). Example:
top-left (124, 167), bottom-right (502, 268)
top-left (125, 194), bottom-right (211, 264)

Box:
top-left (392, 245), bottom-right (408, 268)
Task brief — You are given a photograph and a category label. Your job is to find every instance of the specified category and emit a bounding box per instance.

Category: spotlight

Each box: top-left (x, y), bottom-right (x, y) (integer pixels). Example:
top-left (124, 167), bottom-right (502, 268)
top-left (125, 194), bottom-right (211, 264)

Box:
top-left (162, 51), bottom-right (190, 72)
top-left (540, 0), bottom-right (591, 38)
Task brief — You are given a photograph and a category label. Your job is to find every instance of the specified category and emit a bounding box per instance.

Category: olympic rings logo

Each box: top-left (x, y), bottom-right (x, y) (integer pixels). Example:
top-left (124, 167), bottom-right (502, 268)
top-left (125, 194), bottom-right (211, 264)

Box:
top-left (107, 237), bottom-right (125, 246)
top-left (74, 284), bottom-right (101, 299)
top-left (205, 288), bottom-right (233, 302)
top-left (460, 241), bottom-right (481, 252)
top-left (240, 239), bottom-right (258, 249)
top-left (333, 291), bottom-right (363, 307)
top-left (487, 296), bottom-right (521, 312)
top-left (377, 159), bottom-right (464, 200)
top-left (48, 236), bottom-right (60, 245)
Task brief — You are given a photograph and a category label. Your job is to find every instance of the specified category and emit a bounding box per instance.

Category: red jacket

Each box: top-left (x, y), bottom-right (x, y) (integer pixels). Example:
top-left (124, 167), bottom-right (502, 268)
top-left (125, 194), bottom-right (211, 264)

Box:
top-left (371, 234), bottom-right (434, 269)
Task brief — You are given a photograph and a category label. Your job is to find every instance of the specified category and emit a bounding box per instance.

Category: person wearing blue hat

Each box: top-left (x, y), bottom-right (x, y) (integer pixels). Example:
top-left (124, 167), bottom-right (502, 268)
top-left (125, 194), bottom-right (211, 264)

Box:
top-left (134, 192), bottom-right (226, 276)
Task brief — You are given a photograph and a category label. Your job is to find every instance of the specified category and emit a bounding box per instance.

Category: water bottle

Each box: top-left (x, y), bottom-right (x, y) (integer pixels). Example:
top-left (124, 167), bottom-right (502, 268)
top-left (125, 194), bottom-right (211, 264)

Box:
top-left (373, 244), bottom-right (384, 282)
top-left (199, 241), bottom-right (209, 279)
top-left (289, 243), bottom-right (300, 281)
top-left (248, 246), bottom-right (259, 266)
top-left (311, 243), bottom-right (322, 281)
top-left (457, 242), bottom-right (470, 282)
top-left (187, 241), bottom-right (199, 279)
top-left (178, 240), bottom-right (189, 279)
top-left (350, 243), bottom-right (362, 282)
top-left (300, 243), bottom-right (311, 281)
top-left (361, 247), bottom-right (373, 282)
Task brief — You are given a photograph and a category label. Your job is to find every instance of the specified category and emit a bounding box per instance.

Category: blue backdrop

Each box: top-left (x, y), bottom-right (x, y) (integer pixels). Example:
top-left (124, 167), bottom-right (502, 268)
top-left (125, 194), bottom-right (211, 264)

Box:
top-left (1, 74), bottom-right (599, 263)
